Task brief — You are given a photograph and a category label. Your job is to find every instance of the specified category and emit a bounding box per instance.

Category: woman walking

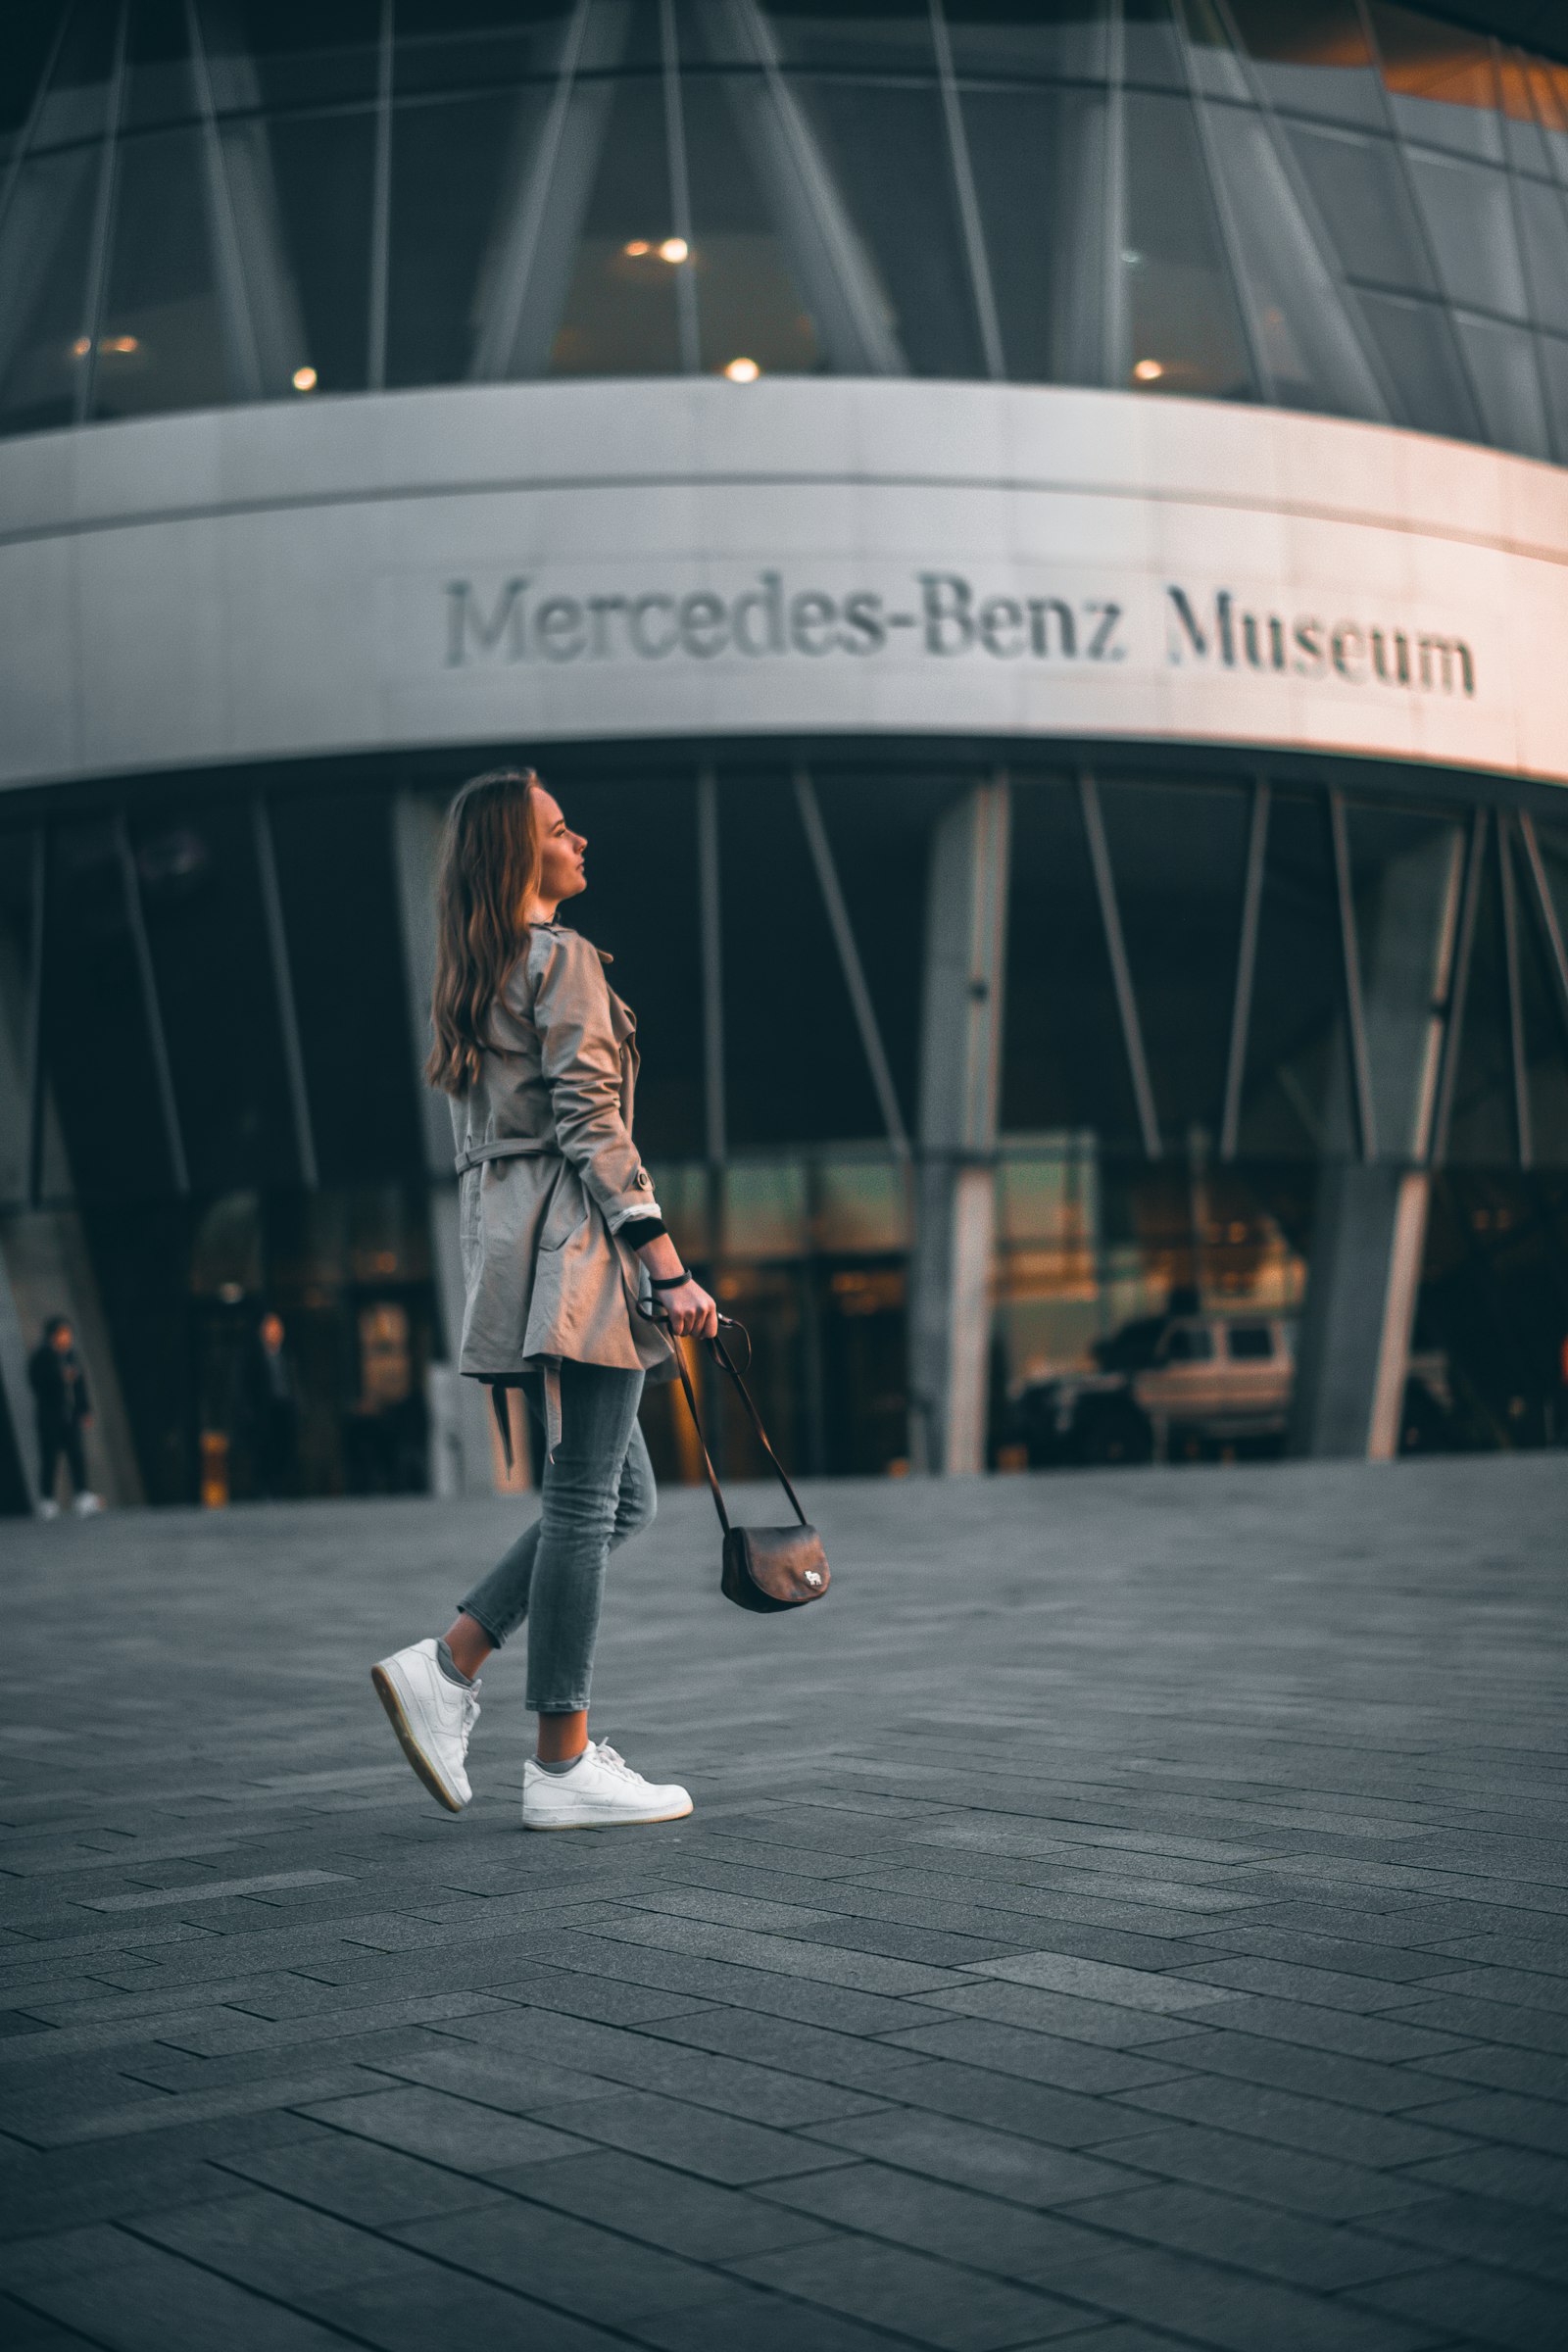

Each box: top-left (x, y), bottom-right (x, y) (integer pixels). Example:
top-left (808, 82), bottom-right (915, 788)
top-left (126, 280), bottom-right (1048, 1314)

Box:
top-left (372, 767), bottom-right (715, 1830)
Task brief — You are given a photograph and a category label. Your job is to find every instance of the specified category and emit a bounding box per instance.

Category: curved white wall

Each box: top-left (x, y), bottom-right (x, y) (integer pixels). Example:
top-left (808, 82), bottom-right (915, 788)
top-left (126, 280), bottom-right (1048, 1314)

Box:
top-left (2, 378), bottom-right (1565, 791)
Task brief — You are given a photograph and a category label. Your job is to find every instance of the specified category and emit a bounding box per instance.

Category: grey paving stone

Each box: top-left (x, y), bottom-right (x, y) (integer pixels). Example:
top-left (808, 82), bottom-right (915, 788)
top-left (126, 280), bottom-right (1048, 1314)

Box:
top-left (804, 2103), bottom-right (1149, 2206)
top-left (391, 2198), bottom-right (719, 2322)
top-left (527, 2084), bottom-right (857, 2181)
top-left (492, 2144), bottom-right (837, 2259)
top-left (0, 2295), bottom-right (105, 2350)
top-left (729, 2234), bottom-right (1090, 2350)
top-left (1061, 2180), bottom-right (1437, 2291)
top-left (6, 1463), bottom-right (1567, 2350)
top-left (299, 2083), bottom-right (596, 2173)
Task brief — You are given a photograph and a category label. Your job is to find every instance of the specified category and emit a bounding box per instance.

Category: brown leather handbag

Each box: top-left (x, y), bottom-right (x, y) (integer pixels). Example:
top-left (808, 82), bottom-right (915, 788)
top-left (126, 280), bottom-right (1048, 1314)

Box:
top-left (665, 1324), bottom-right (831, 1615)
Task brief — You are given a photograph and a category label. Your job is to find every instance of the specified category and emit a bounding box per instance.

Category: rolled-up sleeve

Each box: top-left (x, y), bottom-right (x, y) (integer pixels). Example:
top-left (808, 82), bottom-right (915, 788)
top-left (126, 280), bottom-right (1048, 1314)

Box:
top-left (529, 931), bottom-right (662, 1234)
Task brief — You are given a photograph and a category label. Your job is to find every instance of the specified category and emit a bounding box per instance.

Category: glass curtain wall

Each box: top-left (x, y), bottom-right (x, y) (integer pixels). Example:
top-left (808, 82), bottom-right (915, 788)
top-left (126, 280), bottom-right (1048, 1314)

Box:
top-left (3, 3), bottom-right (1568, 457)
top-left (4, 755), bottom-right (1568, 1502)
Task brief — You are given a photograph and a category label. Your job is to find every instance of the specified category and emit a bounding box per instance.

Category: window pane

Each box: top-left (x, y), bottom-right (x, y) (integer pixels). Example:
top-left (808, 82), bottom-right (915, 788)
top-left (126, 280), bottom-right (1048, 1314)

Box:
top-left (0, 147), bottom-right (99, 435)
top-left (39, 822), bottom-right (173, 1199)
top-left (763, 4), bottom-right (939, 74)
top-left (1513, 834), bottom-right (1568, 1168)
top-left (1237, 793), bottom-right (1352, 1159)
top-left (1098, 778), bottom-right (1250, 1146)
top-left (129, 808), bottom-right (300, 1194)
top-left (1494, 50), bottom-right (1553, 178)
top-left (394, 0), bottom-right (578, 95)
top-left (1407, 149), bottom-right (1528, 321)
top-left (803, 768), bottom-right (934, 1140)
top-left (1289, 122), bottom-right (1434, 297)
top-left (963, 81), bottom-right (1109, 384)
top-left (1515, 176), bottom-right (1568, 338)
top-left (1002, 778), bottom-right (1144, 1149)
top-left (268, 792), bottom-right (420, 1186)
top-left (547, 75), bottom-right (681, 377)
top-left (789, 77), bottom-right (984, 376)
top-left (0, 827), bottom-right (38, 1207)
top-left (93, 128), bottom-right (230, 420)
top-left (1455, 313), bottom-right (1550, 461)
top-left (124, 0), bottom-right (200, 134)
top-left (1201, 98), bottom-right (1386, 417)
top-left (1346, 803), bottom-right (1463, 1159)
top-left (261, 107), bottom-right (377, 394)
top-left (1122, 91), bottom-right (1255, 400)
top-left (1355, 287), bottom-right (1477, 440)
top-left (1369, 3), bottom-right (1502, 164)
top-left (944, 1), bottom-right (1108, 82)
top-left (387, 88), bottom-right (551, 386)
top-left (1227, 0), bottom-right (1382, 127)
top-left (1121, 0), bottom-right (1185, 91)
top-left (716, 771), bottom-right (890, 1148)
top-left (681, 75), bottom-right (822, 377)
top-left (198, 0), bottom-right (382, 111)
top-left (1543, 334), bottom-right (1568, 464)
top-left (543, 773), bottom-right (705, 1159)
top-left (30, 2), bottom-right (118, 154)
top-left (1446, 832), bottom-right (1515, 1166)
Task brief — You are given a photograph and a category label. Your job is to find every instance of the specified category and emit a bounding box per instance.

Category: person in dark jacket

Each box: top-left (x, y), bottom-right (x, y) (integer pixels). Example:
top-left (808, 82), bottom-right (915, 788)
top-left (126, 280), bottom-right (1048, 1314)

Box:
top-left (28, 1316), bottom-right (101, 1519)
top-left (231, 1311), bottom-right (302, 1499)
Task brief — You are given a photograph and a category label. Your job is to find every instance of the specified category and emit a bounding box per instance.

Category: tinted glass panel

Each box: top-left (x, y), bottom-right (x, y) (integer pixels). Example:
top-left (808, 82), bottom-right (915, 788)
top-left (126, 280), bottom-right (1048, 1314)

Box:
top-left (1122, 91), bottom-right (1254, 399)
top-left (1346, 804), bottom-right (1462, 1160)
top-left (546, 76), bottom-right (681, 377)
top-left (1455, 314), bottom-right (1551, 461)
top-left (1446, 829), bottom-right (1516, 1166)
top-left (262, 108), bottom-right (377, 394)
top-left (39, 821), bottom-right (173, 1199)
top-left (386, 88), bottom-right (548, 386)
top-left (964, 81), bottom-right (1107, 384)
top-left (1002, 778), bottom-right (1144, 1147)
top-left (1237, 793), bottom-right (1353, 1158)
top-left (1228, 0), bottom-right (1381, 126)
top-left (93, 128), bottom-right (230, 419)
top-left (682, 76), bottom-right (822, 377)
top-left (1356, 286), bottom-right (1477, 439)
top-left (0, 147), bottom-right (98, 434)
top-left (1370, 3), bottom-right (1502, 164)
top-left (0, 828), bottom-right (39, 1207)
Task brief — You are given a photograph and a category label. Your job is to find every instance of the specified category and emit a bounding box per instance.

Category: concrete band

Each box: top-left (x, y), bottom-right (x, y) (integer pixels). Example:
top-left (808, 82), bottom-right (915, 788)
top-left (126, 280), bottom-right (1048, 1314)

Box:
top-left (2, 377), bottom-right (1565, 792)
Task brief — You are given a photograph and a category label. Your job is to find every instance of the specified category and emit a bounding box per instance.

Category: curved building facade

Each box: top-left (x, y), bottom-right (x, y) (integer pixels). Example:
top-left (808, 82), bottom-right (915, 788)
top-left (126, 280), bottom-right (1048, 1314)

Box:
top-left (2, 0), bottom-right (1567, 1509)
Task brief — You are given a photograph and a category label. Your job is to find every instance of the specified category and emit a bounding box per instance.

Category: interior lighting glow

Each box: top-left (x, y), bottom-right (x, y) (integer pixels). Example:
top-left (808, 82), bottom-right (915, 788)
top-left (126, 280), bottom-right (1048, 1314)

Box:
top-left (658, 236), bottom-right (689, 263)
top-left (1133, 358), bottom-right (1164, 381)
top-left (623, 239), bottom-right (650, 257)
top-left (292, 365), bottom-right (318, 392)
top-left (723, 357), bottom-right (760, 382)
top-left (106, 335), bottom-right (138, 355)
top-left (72, 336), bottom-right (90, 357)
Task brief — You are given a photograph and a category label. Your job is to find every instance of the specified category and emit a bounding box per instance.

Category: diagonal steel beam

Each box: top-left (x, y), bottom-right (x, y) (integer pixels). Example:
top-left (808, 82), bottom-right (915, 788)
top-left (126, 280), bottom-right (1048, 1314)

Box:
top-left (794, 768), bottom-right (910, 1164)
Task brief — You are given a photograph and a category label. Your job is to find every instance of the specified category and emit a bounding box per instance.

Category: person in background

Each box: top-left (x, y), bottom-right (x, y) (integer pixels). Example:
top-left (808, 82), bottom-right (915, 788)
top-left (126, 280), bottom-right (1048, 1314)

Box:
top-left (28, 1316), bottom-right (102, 1520)
top-left (232, 1310), bottom-right (302, 1499)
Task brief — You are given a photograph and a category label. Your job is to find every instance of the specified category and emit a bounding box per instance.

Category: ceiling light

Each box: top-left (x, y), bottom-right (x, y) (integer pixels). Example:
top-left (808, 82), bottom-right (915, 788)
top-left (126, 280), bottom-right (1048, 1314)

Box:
top-left (72, 336), bottom-right (90, 357)
top-left (1133, 358), bottom-right (1163, 382)
top-left (292, 366), bottom-right (318, 392)
top-left (106, 334), bottom-right (139, 355)
top-left (623, 239), bottom-right (650, 257)
top-left (723, 357), bottom-right (760, 383)
top-left (659, 236), bottom-right (689, 263)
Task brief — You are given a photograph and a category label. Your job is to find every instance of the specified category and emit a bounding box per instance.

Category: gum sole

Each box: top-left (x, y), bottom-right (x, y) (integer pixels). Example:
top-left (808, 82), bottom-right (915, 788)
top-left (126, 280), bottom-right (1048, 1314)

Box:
top-left (370, 1664), bottom-right (463, 1814)
top-left (522, 1804), bottom-right (694, 1833)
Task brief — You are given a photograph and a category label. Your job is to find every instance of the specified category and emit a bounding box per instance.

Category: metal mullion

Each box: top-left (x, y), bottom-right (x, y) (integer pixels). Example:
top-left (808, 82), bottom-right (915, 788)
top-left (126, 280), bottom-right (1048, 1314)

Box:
top-left (794, 768), bottom-right (911, 1164)
top-left (928, 0), bottom-right (1005, 380)
top-left (251, 798), bottom-right (318, 1190)
top-left (184, 0), bottom-right (263, 402)
top-left (661, 0), bottom-right (701, 374)
top-left (1496, 813), bottom-right (1533, 1169)
top-left (367, 0), bottom-right (394, 391)
top-left (1352, 0), bottom-right (1488, 441)
top-left (1489, 39), bottom-right (1556, 460)
top-left (1078, 770), bottom-right (1160, 1161)
top-left (114, 813), bottom-right (188, 1198)
top-left (74, 0), bottom-right (129, 425)
top-left (1429, 806), bottom-right (1489, 1168)
top-left (0, 2), bottom-right (74, 247)
top-left (1102, 0), bottom-right (1129, 388)
top-left (1168, 0), bottom-right (1275, 404)
top-left (1328, 789), bottom-right (1377, 1163)
top-left (24, 826), bottom-right (48, 1210)
top-left (697, 765), bottom-right (725, 1172)
top-left (469, 0), bottom-right (592, 381)
top-left (1220, 776), bottom-right (1269, 1163)
top-left (1516, 811), bottom-right (1568, 1047)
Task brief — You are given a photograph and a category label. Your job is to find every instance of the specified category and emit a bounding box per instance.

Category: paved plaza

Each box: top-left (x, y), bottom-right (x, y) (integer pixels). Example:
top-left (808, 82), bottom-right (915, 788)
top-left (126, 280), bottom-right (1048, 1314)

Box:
top-left (1, 1455), bottom-right (1566, 2352)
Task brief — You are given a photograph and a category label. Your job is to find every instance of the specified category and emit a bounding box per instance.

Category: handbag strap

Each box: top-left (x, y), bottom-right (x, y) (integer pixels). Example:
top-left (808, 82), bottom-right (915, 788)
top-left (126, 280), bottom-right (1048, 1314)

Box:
top-left (659, 1316), bottom-right (809, 1539)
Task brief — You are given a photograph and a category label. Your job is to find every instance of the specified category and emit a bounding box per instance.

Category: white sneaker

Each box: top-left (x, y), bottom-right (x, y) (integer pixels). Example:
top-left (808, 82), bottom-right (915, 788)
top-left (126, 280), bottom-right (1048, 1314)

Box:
top-left (34, 1498), bottom-right (60, 1521)
top-left (522, 1740), bottom-right (692, 1833)
top-left (73, 1493), bottom-right (104, 1517)
top-left (370, 1639), bottom-right (480, 1812)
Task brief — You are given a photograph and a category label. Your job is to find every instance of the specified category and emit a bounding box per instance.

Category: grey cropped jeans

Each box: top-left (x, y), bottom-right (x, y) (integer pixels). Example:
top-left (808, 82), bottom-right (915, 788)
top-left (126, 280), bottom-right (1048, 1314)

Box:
top-left (457, 1359), bottom-right (654, 1714)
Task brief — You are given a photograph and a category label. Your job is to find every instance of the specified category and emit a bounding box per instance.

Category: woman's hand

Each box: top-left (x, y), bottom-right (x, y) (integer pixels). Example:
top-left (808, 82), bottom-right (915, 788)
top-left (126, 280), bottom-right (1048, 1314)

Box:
top-left (658, 1277), bottom-right (718, 1341)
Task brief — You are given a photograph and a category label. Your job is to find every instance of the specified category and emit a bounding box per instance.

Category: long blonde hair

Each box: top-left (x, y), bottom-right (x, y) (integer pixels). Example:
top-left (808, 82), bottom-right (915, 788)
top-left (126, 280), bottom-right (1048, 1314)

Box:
top-left (424, 767), bottom-right (542, 1098)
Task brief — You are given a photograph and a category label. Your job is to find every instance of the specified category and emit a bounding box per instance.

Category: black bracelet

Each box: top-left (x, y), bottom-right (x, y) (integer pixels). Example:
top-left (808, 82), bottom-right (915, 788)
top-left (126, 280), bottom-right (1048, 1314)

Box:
top-left (648, 1268), bottom-right (690, 1290)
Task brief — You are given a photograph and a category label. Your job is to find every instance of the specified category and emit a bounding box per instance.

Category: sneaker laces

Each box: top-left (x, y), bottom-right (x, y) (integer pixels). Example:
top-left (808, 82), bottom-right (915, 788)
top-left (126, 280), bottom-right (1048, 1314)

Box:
top-left (458, 1684), bottom-right (481, 1746)
top-left (592, 1740), bottom-right (640, 1783)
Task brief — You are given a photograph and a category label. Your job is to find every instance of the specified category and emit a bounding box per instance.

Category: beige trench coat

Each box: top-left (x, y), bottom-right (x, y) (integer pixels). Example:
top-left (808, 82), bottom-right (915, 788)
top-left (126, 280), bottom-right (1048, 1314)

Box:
top-left (451, 923), bottom-right (674, 1449)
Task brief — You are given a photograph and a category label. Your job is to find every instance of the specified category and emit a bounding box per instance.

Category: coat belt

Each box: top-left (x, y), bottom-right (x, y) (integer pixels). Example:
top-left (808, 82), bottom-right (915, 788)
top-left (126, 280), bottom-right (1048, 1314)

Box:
top-left (454, 1136), bottom-right (556, 1176)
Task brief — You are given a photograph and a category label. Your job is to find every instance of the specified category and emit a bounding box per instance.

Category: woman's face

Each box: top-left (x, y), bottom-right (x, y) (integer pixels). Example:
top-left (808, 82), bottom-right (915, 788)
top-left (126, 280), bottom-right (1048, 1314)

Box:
top-left (532, 788), bottom-right (587, 908)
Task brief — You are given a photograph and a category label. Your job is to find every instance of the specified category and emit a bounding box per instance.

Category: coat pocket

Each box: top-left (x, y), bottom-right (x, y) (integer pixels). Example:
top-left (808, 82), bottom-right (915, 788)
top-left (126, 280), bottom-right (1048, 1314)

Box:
top-left (539, 1159), bottom-right (590, 1251)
